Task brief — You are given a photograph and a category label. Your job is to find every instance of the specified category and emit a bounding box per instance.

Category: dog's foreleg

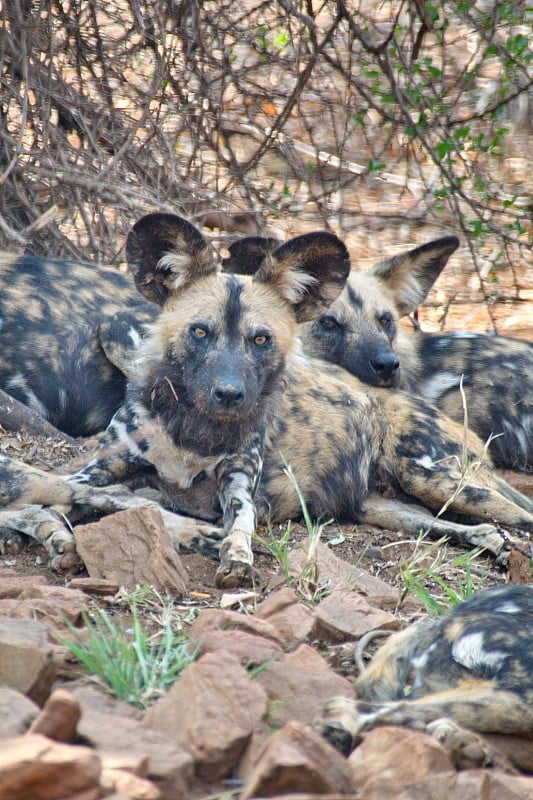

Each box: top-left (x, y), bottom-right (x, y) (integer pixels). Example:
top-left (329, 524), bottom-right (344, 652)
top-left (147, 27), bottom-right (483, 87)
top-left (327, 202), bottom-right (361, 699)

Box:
top-left (0, 505), bottom-right (79, 571)
top-left (214, 435), bottom-right (263, 588)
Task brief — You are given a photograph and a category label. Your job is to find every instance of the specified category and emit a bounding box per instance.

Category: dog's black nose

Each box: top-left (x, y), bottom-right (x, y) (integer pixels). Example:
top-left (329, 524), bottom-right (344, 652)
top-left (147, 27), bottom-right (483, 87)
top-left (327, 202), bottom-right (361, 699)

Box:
top-left (212, 383), bottom-right (245, 408)
top-left (371, 352), bottom-right (400, 383)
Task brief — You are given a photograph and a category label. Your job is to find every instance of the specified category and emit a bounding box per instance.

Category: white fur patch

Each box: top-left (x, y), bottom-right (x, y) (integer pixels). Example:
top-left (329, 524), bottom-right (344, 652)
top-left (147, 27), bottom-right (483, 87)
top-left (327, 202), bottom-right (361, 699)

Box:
top-left (419, 372), bottom-right (461, 404)
top-left (451, 631), bottom-right (505, 671)
top-left (447, 331), bottom-right (478, 339)
top-left (415, 454), bottom-right (436, 470)
top-left (127, 326), bottom-right (143, 349)
top-left (6, 373), bottom-right (50, 420)
top-left (411, 641), bottom-right (437, 690)
top-left (411, 648), bottom-right (430, 672)
top-left (494, 601), bottom-right (520, 614)
top-left (58, 388), bottom-right (68, 412)
top-left (283, 268), bottom-right (318, 303)
top-left (503, 416), bottom-right (531, 456)
top-left (157, 252), bottom-right (193, 291)
top-left (224, 471), bottom-right (257, 530)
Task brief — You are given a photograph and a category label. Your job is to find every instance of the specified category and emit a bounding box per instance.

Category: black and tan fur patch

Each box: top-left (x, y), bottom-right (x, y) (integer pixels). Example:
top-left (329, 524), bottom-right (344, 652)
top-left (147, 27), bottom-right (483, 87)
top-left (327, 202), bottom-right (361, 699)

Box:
top-left (318, 584), bottom-right (533, 755)
top-left (0, 252), bottom-right (156, 436)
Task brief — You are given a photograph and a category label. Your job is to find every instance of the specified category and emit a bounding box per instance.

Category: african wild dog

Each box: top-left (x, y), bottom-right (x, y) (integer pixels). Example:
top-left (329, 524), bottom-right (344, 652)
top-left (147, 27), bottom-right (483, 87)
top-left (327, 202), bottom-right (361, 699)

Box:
top-left (224, 236), bottom-right (533, 472)
top-left (0, 252), bottom-right (156, 436)
top-left (317, 584), bottom-right (533, 761)
top-left (0, 212), bottom-right (531, 587)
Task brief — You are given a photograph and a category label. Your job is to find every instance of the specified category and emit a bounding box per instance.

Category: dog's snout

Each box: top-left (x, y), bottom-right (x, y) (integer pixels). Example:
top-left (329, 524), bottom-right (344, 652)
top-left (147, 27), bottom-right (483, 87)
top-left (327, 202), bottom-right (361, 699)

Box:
top-left (211, 382), bottom-right (245, 408)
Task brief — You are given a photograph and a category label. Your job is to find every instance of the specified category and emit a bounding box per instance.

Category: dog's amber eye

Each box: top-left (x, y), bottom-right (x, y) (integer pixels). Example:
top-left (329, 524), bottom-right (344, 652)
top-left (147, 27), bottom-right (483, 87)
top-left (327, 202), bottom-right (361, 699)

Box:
top-left (320, 316), bottom-right (338, 329)
top-left (254, 334), bottom-right (269, 346)
top-left (192, 326), bottom-right (207, 339)
top-left (379, 316), bottom-right (392, 329)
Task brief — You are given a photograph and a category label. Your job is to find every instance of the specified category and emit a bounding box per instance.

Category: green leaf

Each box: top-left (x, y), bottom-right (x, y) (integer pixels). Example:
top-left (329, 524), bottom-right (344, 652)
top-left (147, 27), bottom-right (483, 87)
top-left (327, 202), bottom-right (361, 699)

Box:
top-left (506, 34), bottom-right (529, 57)
top-left (435, 140), bottom-right (453, 160)
top-left (424, 3), bottom-right (440, 23)
top-left (273, 30), bottom-right (289, 50)
top-left (368, 158), bottom-right (386, 172)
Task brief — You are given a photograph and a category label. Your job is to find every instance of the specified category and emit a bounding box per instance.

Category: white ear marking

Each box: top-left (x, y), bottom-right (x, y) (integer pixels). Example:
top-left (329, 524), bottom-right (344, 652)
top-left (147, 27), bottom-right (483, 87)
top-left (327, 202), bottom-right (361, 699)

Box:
top-left (282, 269), bottom-right (319, 303)
top-left (157, 252), bottom-right (194, 291)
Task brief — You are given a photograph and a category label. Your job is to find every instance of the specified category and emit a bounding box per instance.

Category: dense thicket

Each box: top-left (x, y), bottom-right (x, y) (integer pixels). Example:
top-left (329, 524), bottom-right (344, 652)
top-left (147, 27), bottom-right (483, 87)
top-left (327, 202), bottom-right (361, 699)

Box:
top-left (1, 1), bottom-right (530, 316)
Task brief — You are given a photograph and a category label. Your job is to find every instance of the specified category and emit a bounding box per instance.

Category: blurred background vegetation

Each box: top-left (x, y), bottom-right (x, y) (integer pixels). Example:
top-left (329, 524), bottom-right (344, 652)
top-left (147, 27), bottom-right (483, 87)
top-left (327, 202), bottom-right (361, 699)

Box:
top-left (1, 0), bottom-right (531, 331)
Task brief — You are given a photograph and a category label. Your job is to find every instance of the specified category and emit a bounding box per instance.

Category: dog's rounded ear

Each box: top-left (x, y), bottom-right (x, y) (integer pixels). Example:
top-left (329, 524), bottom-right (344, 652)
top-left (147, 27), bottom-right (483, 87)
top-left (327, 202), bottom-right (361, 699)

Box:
top-left (221, 236), bottom-right (280, 276)
top-left (254, 231), bottom-right (350, 322)
top-left (126, 213), bottom-right (216, 305)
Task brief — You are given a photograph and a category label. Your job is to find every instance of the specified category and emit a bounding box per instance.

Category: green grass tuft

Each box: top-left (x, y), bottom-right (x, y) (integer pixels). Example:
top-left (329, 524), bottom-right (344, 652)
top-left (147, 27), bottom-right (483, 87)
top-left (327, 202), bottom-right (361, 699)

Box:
top-left (61, 597), bottom-right (196, 707)
top-left (253, 455), bottom-right (332, 604)
top-left (399, 535), bottom-right (486, 615)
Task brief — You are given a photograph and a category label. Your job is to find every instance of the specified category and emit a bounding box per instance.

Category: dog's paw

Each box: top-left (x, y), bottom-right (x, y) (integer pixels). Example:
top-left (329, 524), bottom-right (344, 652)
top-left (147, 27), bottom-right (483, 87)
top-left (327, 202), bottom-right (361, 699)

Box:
top-left (0, 505), bottom-right (79, 571)
top-left (427, 718), bottom-right (495, 770)
top-left (314, 695), bottom-right (362, 754)
top-left (0, 527), bottom-right (26, 555)
top-left (316, 719), bottom-right (355, 756)
top-left (215, 559), bottom-right (257, 589)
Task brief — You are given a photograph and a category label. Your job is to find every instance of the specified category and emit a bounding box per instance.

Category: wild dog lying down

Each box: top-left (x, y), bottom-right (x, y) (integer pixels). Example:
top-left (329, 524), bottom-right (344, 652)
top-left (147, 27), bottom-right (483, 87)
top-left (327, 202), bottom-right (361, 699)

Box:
top-left (0, 213), bottom-right (531, 587)
top-left (224, 236), bottom-right (533, 472)
top-left (317, 584), bottom-right (533, 761)
top-left (0, 252), bottom-right (156, 436)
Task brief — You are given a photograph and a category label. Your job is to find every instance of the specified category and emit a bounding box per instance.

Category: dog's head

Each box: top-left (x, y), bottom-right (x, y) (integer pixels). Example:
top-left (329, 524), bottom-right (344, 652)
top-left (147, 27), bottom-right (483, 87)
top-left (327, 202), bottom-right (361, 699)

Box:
top-left (302, 237), bottom-right (460, 387)
top-left (125, 213), bottom-right (350, 452)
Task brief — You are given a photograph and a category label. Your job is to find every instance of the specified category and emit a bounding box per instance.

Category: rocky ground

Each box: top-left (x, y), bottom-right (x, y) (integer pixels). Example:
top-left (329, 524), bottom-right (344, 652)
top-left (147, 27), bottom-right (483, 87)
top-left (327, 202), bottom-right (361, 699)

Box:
top-left (0, 428), bottom-right (532, 800)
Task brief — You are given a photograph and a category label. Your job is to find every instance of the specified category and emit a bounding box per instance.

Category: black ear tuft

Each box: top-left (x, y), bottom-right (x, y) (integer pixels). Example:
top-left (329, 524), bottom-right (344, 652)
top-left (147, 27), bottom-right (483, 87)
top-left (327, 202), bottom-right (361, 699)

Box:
top-left (126, 213), bottom-right (215, 305)
top-left (254, 231), bottom-right (350, 322)
top-left (221, 236), bottom-right (280, 275)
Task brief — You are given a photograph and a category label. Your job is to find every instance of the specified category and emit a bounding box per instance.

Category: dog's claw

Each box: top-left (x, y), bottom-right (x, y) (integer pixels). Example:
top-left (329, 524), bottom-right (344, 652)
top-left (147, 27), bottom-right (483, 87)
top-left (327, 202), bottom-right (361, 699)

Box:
top-left (49, 550), bottom-right (83, 573)
top-left (317, 722), bottom-right (355, 756)
top-left (215, 559), bottom-right (257, 589)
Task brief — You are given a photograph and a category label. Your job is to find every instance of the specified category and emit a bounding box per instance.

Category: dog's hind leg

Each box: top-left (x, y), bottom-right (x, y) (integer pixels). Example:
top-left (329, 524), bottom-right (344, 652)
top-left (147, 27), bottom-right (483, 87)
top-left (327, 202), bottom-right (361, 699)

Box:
top-left (318, 682), bottom-right (530, 754)
top-left (401, 468), bottom-right (532, 537)
top-left (380, 395), bottom-right (533, 534)
top-left (492, 474), bottom-right (533, 514)
top-left (0, 505), bottom-right (79, 571)
top-left (360, 494), bottom-right (507, 557)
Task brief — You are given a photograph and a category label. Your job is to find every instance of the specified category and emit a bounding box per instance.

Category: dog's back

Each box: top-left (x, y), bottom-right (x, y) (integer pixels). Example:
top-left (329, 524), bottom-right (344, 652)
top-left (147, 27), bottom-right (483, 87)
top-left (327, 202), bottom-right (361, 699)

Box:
top-left (405, 332), bottom-right (532, 472)
top-left (356, 584), bottom-right (533, 703)
top-left (0, 252), bottom-right (156, 435)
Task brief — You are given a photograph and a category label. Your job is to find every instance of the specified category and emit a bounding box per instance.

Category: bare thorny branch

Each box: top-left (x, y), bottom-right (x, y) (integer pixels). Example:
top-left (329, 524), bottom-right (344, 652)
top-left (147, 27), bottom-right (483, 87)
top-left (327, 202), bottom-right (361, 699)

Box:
top-left (0, 0), bottom-right (530, 327)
